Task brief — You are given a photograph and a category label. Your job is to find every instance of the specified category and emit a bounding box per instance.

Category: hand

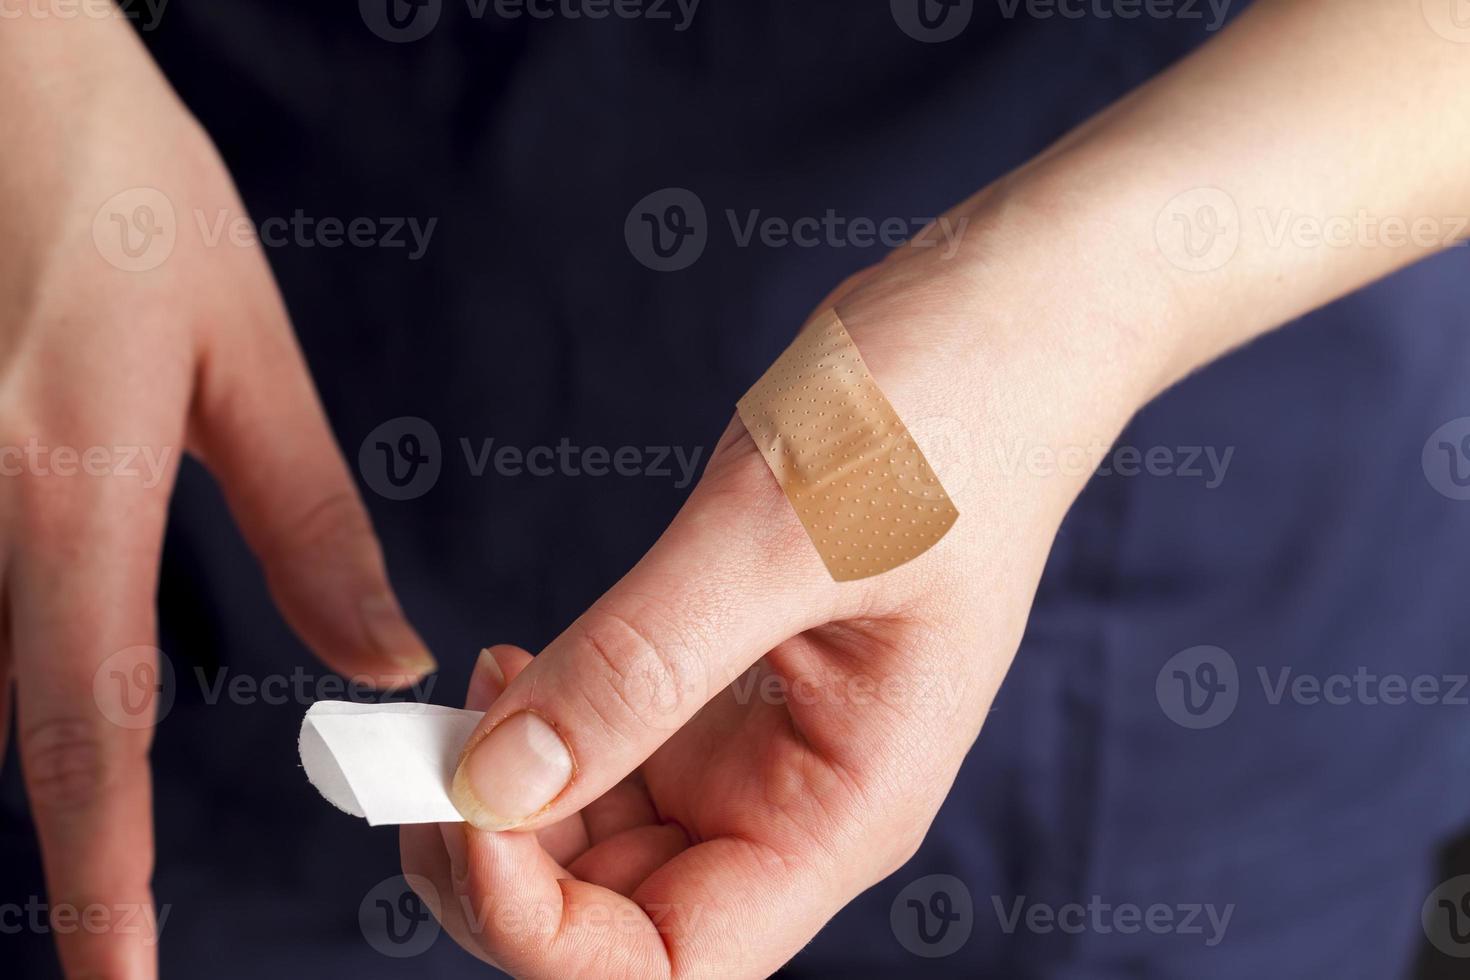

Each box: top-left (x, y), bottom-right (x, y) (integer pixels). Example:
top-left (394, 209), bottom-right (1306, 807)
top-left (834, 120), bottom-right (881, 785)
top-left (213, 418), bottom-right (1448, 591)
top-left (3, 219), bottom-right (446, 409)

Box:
top-left (0, 16), bottom-right (433, 978)
top-left (400, 207), bottom-right (1156, 977)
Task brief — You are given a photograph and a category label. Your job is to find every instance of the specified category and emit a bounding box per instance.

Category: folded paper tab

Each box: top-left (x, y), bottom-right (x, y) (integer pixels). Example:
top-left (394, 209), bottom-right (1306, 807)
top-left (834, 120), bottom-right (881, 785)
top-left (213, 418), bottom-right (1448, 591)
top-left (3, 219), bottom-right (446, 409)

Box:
top-left (298, 701), bottom-right (482, 826)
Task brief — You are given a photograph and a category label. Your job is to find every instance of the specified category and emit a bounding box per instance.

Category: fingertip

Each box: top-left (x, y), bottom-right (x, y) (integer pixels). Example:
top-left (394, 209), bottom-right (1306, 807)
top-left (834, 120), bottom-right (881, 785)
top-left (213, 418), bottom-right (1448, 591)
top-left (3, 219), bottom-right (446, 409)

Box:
top-left (466, 644), bottom-right (538, 711)
top-left (360, 593), bottom-right (438, 674)
top-left (487, 644), bottom-right (536, 681)
top-left (465, 648), bottom-right (506, 712)
top-left (439, 821), bottom-right (469, 884)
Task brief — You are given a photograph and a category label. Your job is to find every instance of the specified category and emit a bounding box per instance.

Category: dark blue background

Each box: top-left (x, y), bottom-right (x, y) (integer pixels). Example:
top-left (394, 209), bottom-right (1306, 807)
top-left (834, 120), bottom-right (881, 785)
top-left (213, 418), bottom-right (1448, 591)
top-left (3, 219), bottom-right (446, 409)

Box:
top-left (5, 2), bottom-right (1470, 976)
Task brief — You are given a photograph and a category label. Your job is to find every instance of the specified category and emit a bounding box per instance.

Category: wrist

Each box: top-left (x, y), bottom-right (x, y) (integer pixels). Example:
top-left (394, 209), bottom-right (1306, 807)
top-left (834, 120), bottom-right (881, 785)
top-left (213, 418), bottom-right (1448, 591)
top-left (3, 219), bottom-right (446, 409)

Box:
top-left (852, 179), bottom-right (1177, 527)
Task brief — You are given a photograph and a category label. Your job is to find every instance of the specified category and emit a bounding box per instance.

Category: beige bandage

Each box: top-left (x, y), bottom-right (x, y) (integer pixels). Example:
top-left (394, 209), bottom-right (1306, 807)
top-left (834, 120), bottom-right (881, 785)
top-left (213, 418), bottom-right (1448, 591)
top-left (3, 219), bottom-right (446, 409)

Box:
top-left (737, 309), bottom-right (959, 582)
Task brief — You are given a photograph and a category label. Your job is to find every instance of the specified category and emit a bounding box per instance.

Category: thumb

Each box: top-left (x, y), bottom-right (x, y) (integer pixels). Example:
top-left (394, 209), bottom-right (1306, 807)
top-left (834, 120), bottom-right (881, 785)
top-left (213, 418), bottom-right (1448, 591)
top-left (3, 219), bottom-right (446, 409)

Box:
top-left (190, 264), bottom-right (435, 685)
top-left (449, 421), bottom-right (837, 831)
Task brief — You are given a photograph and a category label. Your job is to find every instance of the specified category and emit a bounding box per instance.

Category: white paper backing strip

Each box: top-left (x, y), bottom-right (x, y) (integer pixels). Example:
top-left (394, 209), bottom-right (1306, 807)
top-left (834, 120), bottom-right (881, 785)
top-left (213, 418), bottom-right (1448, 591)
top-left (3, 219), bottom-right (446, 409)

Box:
top-left (298, 701), bottom-right (482, 826)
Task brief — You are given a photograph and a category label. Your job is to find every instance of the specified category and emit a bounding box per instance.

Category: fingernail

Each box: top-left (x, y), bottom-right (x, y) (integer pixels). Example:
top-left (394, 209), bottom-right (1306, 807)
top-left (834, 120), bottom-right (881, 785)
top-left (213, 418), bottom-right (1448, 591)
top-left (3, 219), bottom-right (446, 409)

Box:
top-left (464, 649), bottom-right (505, 712)
top-left (439, 822), bottom-right (468, 883)
top-left (450, 712), bottom-right (573, 831)
top-left (360, 593), bottom-right (437, 673)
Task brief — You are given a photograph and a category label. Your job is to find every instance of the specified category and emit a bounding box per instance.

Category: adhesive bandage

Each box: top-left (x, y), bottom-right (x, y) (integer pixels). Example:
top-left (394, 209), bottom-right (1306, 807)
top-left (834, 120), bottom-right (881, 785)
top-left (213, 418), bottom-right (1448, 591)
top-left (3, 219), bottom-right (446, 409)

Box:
top-left (736, 309), bottom-right (958, 581)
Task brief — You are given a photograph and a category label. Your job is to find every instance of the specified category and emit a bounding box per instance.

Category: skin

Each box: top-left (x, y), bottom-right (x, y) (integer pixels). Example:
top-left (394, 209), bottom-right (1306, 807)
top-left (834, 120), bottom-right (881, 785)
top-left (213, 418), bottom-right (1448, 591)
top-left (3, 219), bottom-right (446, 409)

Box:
top-left (0, 11), bottom-right (435, 979)
top-left (2, 0), bottom-right (1467, 977)
top-left (406, 1), bottom-right (1470, 977)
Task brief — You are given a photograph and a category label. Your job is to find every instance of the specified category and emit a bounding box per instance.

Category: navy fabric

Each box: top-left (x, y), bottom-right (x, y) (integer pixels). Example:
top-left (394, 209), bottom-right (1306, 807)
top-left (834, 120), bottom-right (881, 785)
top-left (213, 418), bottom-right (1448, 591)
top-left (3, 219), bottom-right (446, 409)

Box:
top-left (4, 2), bottom-right (1469, 977)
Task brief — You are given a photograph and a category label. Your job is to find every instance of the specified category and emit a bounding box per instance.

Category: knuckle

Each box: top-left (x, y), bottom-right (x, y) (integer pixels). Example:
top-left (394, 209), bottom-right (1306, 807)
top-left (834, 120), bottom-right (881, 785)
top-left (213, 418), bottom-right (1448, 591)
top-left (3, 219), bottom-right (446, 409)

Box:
top-left (21, 717), bottom-right (114, 810)
top-left (267, 488), bottom-right (374, 562)
top-left (573, 607), bottom-right (701, 735)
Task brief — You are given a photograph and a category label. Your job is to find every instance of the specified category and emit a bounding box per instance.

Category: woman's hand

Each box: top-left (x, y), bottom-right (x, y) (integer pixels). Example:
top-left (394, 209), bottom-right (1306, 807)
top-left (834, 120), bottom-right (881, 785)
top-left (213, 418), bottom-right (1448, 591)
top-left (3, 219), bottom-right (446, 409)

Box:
top-left (400, 213), bottom-right (1157, 977)
top-left (0, 14), bottom-right (432, 978)
top-left (403, 0), bottom-right (1470, 973)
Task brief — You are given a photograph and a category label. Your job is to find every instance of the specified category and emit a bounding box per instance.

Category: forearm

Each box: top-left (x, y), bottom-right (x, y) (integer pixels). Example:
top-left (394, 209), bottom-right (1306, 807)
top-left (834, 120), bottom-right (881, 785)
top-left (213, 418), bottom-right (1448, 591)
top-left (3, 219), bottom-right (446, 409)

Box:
top-left (952, 0), bottom-right (1470, 413)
